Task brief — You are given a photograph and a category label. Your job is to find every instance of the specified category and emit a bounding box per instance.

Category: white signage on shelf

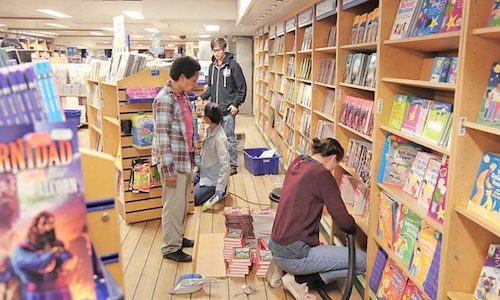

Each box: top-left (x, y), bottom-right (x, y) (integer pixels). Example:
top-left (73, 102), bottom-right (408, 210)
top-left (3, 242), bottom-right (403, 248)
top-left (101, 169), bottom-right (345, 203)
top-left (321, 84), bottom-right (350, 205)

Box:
top-left (269, 26), bottom-right (276, 39)
top-left (286, 17), bottom-right (296, 32)
top-left (113, 15), bottom-right (127, 53)
top-left (276, 23), bottom-right (285, 36)
top-left (316, 0), bottom-right (337, 20)
top-left (298, 8), bottom-right (313, 28)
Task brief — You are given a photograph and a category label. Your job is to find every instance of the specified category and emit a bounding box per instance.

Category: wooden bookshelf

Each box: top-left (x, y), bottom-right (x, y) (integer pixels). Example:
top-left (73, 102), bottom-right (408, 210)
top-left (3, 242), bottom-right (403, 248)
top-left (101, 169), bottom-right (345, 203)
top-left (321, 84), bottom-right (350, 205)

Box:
top-left (447, 291), bottom-right (475, 300)
top-left (253, 1), bottom-right (500, 299)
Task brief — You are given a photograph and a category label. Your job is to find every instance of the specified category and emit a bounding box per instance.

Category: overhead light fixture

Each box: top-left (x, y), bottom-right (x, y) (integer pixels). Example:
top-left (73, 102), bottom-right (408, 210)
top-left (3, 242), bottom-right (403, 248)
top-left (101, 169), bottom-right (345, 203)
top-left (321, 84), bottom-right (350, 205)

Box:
top-left (167, 43), bottom-right (175, 47)
top-left (271, 4), bottom-right (277, 8)
top-left (199, 34), bottom-right (210, 38)
top-left (204, 24), bottom-right (220, 32)
top-left (90, 32), bottom-right (105, 36)
top-left (101, 27), bottom-right (114, 32)
top-left (45, 23), bottom-right (68, 28)
top-left (37, 9), bottom-right (72, 18)
top-left (265, 9), bottom-right (272, 12)
top-left (138, 44), bottom-right (144, 47)
top-left (0, 24), bottom-right (5, 27)
top-left (130, 34), bottom-right (143, 39)
top-left (171, 35), bottom-right (178, 39)
top-left (145, 27), bottom-right (158, 33)
top-left (122, 11), bottom-right (144, 20)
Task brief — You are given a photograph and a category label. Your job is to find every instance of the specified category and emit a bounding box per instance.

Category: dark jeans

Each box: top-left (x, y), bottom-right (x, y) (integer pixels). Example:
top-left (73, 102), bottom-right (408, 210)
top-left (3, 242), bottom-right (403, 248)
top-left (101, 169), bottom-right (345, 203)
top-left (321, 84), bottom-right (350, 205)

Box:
top-left (193, 172), bottom-right (216, 206)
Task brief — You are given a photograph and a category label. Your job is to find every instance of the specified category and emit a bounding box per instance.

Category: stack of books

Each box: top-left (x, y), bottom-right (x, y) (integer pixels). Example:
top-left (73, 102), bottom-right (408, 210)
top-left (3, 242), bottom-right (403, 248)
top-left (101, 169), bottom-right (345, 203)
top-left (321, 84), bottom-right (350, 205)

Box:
top-left (301, 26), bottom-right (313, 51)
top-left (255, 250), bottom-right (273, 277)
top-left (251, 207), bottom-right (276, 238)
top-left (344, 53), bottom-right (377, 88)
top-left (350, 8), bottom-right (380, 44)
top-left (227, 248), bottom-right (252, 277)
top-left (224, 228), bottom-right (245, 261)
top-left (317, 58), bottom-right (336, 85)
top-left (106, 53), bottom-right (147, 83)
top-left (339, 95), bottom-right (375, 136)
top-left (224, 207), bottom-right (254, 239)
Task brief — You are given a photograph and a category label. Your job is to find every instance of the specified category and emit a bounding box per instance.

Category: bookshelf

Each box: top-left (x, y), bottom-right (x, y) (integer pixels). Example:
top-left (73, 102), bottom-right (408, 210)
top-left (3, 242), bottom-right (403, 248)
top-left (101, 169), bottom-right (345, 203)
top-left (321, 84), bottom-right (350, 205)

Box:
top-left (254, 0), bottom-right (500, 299)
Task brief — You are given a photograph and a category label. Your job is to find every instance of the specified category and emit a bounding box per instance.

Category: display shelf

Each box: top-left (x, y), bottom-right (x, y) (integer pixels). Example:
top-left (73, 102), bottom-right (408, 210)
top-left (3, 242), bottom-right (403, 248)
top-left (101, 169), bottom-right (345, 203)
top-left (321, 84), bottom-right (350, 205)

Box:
top-left (341, 0), bottom-right (372, 10)
top-left (339, 82), bottom-right (376, 92)
top-left (340, 42), bottom-right (378, 51)
top-left (472, 26), bottom-right (500, 41)
top-left (447, 291), bottom-right (475, 300)
top-left (296, 102), bottom-right (311, 110)
top-left (464, 121), bottom-right (500, 137)
top-left (284, 99), bottom-right (295, 106)
top-left (87, 79), bottom-right (100, 84)
top-left (298, 49), bottom-right (313, 54)
top-left (382, 77), bottom-right (456, 92)
top-left (314, 110), bottom-right (336, 123)
top-left (286, 76), bottom-right (296, 81)
top-left (314, 81), bottom-right (336, 89)
top-left (373, 236), bottom-right (433, 300)
top-left (103, 116), bottom-right (120, 127)
top-left (286, 51), bottom-right (296, 55)
top-left (345, 204), bottom-right (369, 236)
top-left (379, 125), bottom-right (451, 155)
top-left (297, 78), bottom-right (313, 84)
top-left (337, 122), bottom-right (373, 142)
top-left (383, 32), bottom-right (461, 52)
top-left (88, 103), bottom-right (100, 111)
top-left (314, 46), bottom-right (337, 53)
top-left (90, 124), bottom-right (102, 134)
top-left (455, 206), bottom-right (500, 238)
top-left (378, 183), bottom-right (444, 233)
top-left (339, 162), bottom-right (368, 190)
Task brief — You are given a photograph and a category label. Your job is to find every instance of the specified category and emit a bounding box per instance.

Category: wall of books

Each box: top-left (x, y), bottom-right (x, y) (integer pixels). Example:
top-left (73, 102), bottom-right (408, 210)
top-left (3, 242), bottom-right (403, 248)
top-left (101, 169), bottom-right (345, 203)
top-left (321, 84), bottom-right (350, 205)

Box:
top-left (253, 0), bottom-right (500, 299)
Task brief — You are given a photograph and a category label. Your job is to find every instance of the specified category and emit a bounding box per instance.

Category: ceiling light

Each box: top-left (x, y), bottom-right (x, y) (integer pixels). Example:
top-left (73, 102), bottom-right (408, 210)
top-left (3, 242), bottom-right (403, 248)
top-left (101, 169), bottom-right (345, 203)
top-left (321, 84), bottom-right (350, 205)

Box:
top-left (171, 35), bottom-right (178, 39)
top-left (130, 34), bottom-right (143, 39)
top-left (101, 27), bottom-right (114, 32)
top-left (45, 23), bottom-right (68, 28)
top-left (90, 32), bottom-right (105, 36)
top-left (138, 44), bottom-right (144, 47)
top-left (271, 4), bottom-right (277, 8)
top-left (122, 11), bottom-right (144, 20)
top-left (204, 24), bottom-right (220, 32)
top-left (199, 34), bottom-right (210, 38)
top-left (145, 28), bottom-right (158, 33)
top-left (37, 9), bottom-right (72, 18)
top-left (167, 43), bottom-right (175, 47)
top-left (0, 24), bottom-right (5, 27)
top-left (265, 9), bottom-right (272, 12)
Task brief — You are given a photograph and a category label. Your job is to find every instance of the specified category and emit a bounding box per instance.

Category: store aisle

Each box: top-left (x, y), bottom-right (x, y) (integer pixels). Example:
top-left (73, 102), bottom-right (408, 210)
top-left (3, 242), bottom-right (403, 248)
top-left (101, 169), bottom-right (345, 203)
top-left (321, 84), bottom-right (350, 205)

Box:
top-left (79, 115), bottom-right (362, 300)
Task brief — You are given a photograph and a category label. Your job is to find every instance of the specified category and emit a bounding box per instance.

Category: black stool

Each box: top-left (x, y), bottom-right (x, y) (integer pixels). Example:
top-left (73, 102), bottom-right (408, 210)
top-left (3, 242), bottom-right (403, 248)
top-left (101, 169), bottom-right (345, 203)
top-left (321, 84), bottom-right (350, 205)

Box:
top-left (268, 188), bottom-right (356, 300)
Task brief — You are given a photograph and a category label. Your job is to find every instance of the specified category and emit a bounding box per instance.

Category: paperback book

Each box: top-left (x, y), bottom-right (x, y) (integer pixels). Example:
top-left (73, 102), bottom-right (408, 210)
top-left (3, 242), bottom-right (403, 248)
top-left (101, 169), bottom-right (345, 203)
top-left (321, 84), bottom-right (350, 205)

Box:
top-left (468, 152), bottom-right (500, 220)
top-left (394, 206), bottom-right (423, 267)
top-left (474, 244), bottom-right (500, 300)
top-left (390, 0), bottom-right (423, 39)
top-left (412, 0), bottom-right (449, 36)
top-left (427, 156), bottom-right (449, 224)
top-left (369, 248), bottom-right (388, 293)
top-left (376, 258), bottom-right (408, 299)
top-left (409, 221), bottom-right (441, 287)
top-left (388, 94), bottom-right (411, 131)
top-left (438, 0), bottom-right (463, 33)
top-left (489, 0), bottom-right (500, 27)
top-left (476, 62), bottom-right (500, 128)
top-left (378, 192), bottom-right (399, 250)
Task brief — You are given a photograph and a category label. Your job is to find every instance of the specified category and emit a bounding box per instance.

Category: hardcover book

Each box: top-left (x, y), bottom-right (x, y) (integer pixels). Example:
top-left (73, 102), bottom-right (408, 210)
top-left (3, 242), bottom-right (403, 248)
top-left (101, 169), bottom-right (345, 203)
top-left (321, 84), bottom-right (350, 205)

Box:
top-left (476, 62), bottom-right (500, 128)
top-left (0, 122), bottom-right (97, 299)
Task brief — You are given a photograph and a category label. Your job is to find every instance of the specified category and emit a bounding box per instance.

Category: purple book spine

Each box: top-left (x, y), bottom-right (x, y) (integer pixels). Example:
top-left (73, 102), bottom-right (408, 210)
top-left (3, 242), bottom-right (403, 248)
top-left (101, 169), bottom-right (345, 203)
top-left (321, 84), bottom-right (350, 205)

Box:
top-left (6, 70), bottom-right (30, 124)
top-left (369, 248), bottom-right (388, 292)
top-left (424, 235), bottom-right (442, 300)
top-left (11, 70), bottom-right (35, 124)
top-left (0, 71), bottom-right (20, 125)
top-left (24, 65), bottom-right (48, 121)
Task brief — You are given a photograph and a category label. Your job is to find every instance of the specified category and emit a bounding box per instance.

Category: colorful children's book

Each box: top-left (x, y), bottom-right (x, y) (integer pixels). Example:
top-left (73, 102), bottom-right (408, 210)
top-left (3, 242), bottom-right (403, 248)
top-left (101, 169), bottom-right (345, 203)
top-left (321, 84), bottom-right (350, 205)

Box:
top-left (421, 101), bottom-right (453, 143)
top-left (403, 151), bottom-right (433, 198)
top-left (488, 0), bottom-right (500, 27)
top-left (376, 258), bottom-right (408, 299)
top-left (409, 221), bottom-right (441, 286)
top-left (0, 122), bottom-right (97, 299)
top-left (401, 97), bottom-right (430, 134)
top-left (378, 133), bottom-right (422, 187)
top-left (131, 114), bottom-right (154, 149)
top-left (402, 280), bottom-right (429, 300)
top-left (417, 158), bottom-right (442, 209)
top-left (389, 94), bottom-right (411, 131)
top-left (446, 56), bottom-right (458, 84)
top-left (370, 248), bottom-right (389, 293)
top-left (427, 156), bottom-right (449, 224)
top-left (412, 0), bottom-right (449, 36)
top-left (474, 244), bottom-right (500, 300)
top-left (390, 0), bottom-right (423, 40)
top-left (378, 192), bottom-right (399, 249)
top-left (439, 0), bottom-right (463, 33)
top-left (476, 62), bottom-right (500, 128)
top-left (430, 57), bottom-right (451, 82)
top-left (423, 235), bottom-right (442, 300)
top-left (468, 152), bottom-right (500, 219)
top-left (394, 206), bottom-right (423, 267)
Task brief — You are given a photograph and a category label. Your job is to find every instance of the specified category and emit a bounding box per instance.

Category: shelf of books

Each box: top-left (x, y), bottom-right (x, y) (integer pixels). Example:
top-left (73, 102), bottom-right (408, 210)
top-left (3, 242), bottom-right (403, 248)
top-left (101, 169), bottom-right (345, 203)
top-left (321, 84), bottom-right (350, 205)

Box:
top-left (253, 0), bottom-right (499, 299)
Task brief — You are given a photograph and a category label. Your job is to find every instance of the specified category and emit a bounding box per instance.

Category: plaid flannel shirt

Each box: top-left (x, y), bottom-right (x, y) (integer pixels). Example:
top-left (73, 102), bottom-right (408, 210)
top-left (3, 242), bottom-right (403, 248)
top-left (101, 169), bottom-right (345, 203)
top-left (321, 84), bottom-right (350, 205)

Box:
top-left (151, 85), bottom-right (193, 177)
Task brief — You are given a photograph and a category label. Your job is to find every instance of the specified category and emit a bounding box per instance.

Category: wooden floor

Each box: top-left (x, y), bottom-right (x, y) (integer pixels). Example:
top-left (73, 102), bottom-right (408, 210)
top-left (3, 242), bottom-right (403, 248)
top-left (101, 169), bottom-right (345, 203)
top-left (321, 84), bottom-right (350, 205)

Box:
top-left (79, 115), bottom-right (363, 300)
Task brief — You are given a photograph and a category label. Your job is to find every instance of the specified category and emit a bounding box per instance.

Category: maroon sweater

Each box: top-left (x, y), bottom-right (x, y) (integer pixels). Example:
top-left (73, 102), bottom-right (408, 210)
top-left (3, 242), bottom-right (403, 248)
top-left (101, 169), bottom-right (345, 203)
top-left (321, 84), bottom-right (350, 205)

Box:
top-left (271, 156), bottom-right (356, 247)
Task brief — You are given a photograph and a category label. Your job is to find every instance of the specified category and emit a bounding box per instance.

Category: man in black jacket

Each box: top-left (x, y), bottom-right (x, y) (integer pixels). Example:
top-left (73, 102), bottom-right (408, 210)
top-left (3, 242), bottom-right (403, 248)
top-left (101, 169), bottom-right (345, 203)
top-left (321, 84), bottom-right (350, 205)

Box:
top-left (198, 38), bottom-right (247, 175)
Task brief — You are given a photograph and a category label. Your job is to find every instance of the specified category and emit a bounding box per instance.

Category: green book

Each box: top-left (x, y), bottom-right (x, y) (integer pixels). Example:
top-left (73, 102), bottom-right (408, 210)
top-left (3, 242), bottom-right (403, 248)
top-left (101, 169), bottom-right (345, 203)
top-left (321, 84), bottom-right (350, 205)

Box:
top-left (388, 94), bottom-right (411, 131)
top-left (421, 101), bottom-right (453, 143)
top-left (394, 206), bottom-right (422, 267)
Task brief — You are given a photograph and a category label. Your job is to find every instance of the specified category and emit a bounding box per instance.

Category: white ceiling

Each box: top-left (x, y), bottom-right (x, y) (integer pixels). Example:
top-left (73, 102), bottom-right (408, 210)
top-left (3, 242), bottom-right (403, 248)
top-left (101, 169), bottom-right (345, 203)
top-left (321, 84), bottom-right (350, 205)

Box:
top-left (0, 0), bottom-right (306, 48)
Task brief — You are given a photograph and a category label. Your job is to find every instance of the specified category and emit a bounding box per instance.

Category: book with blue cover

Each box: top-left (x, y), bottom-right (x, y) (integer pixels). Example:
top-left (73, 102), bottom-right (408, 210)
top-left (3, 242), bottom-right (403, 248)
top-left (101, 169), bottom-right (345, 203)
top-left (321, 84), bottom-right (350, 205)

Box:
top-left (412, 0), bottom-right (449, 36)
top-left (468, 152), bottom-right (500, 220)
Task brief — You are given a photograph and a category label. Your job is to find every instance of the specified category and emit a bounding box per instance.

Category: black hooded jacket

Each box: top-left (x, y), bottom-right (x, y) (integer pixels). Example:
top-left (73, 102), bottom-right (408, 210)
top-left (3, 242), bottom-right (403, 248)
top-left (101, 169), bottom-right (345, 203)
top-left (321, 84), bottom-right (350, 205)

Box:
top-left (200, 52), bottom-right (247, 115)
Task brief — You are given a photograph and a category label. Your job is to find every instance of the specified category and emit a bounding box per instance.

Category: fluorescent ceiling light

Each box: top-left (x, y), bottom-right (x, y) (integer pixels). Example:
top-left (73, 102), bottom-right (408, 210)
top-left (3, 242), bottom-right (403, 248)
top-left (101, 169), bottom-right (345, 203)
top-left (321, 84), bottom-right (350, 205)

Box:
top-left (167, 43), bottom-right (175, 47)
top-left (199, 34), bottom-right (210, 38)
top-left (171, 35), bottom-right (178, 39)
top-left (204, 24), bottom-right (220, 32)
top-left (145, 27), bottom-right (158, 33)
top-left (45, 23), bottom-right (68, 28)
top-left (90, 32), bottom-right (105, 36)
top-left (138, 44), bottom-right (144, 47)
top-left (0, 24), bottom-right (5, 27)
top-left (122, 11), bottom-right (144, 20)
top-left (130, 34), bottom-right (143, 39)
top-left (101, 27), bottom-right (114, 31)
top-left (37, 9), bottom-right (71, 18)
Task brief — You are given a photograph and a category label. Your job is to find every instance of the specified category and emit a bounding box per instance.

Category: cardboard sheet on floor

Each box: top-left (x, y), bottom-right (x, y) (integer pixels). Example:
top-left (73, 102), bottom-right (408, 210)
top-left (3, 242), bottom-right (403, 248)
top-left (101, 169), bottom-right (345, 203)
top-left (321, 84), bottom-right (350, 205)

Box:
top-left (194, 233), bottom-right (226, 278)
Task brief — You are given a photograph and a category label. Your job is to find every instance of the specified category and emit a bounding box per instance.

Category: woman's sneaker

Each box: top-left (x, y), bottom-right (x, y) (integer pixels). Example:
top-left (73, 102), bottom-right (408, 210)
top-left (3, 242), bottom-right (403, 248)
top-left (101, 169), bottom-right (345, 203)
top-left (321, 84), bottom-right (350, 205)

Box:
top-left (282, 273), bottom-right (317, 300)
top-left (266, 260), bottom-right (284, 288)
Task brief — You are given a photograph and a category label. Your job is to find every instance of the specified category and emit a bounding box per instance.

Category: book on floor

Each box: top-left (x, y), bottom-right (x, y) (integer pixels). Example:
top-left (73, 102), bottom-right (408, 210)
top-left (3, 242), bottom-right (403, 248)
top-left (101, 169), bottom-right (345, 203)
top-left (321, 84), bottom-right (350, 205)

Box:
top-left (476, 62), bottom-right (500, 128)
top-left (468, 152), bottom-right (500, 220)
top-left (474, 244), bottom-right (500, 300)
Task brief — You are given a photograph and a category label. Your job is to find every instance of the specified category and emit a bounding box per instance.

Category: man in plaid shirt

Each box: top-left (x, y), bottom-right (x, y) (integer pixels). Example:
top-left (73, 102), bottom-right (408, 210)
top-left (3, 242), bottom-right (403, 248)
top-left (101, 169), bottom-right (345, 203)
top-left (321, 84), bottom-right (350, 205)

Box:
top-left (152, 56), bottom-right (200, 262)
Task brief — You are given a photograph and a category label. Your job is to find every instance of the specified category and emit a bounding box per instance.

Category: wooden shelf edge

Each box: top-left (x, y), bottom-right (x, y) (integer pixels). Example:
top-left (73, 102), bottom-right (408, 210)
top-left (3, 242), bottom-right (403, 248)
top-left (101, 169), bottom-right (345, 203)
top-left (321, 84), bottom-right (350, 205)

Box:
top-left (339, 82), bottom-right (376, 92)
top-left (338, 122), bottom-right (373, 142)
top-left (377, 183), bottom-right (444, 232)
top-left (383, 31), bottom-right (461, 51)
top-left (103, 116), bottom-right (120, 127)
top-left (379, 125), bottom-right (451, 155)
top-left (339, 162), bottom-right (369, 189)
top-left (298, 49), bottom-right (313, 54)
top-left (382, 77), bottom-right (456, 92)
top-left (296, 78), bottom-right (313, 84)
top-left (455, 206), bottom-right (500, 238)
top-left (340, 42), bottom-right (378, 51)
top-left (447, 291), bottom-right (475, 300)
top-left (464, 121), bottom-right (500, 137)
top-left (314, 81), bottom-right (336, 89)
top-left (313, 110), bottom-right (336, 123)
top-left (88, 104), bottom-right (101, 110)
top-left (90, 124), bottom-right (102, 134)
top-left (314, 46), bottom-right (337, 52)
top-left (345, 203), bottom-right (369, 235)
top-left (472, 26), bottom-right (500, 39)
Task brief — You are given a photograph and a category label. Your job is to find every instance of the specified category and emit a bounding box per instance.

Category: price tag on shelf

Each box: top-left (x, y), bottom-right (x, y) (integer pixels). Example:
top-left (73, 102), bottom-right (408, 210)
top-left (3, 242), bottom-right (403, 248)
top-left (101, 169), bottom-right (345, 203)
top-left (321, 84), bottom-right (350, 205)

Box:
top-left (458, 117), bottom-right (466, 136)
top-left (377, 98), bottom-right (383, 114)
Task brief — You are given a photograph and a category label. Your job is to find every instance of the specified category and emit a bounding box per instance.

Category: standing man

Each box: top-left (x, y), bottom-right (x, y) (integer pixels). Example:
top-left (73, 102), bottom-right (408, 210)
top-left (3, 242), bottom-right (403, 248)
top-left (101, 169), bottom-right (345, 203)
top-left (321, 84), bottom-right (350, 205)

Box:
top-left (198, 38), bottom-right (247, 175)
top-left (152, 56), bottom-right (201, 262)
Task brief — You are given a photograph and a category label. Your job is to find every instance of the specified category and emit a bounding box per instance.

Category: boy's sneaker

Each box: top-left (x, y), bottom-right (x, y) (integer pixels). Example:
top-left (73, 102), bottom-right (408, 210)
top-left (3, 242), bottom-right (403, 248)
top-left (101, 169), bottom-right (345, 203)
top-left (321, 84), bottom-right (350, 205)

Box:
top-left (266, 260), bottom-right (284, 288)
top-left (282, 273), bottom-right (317, 300)
top-left (230, 167), bottom-right (237, 176)
top-left (201, 194), bottom-right (221, 212)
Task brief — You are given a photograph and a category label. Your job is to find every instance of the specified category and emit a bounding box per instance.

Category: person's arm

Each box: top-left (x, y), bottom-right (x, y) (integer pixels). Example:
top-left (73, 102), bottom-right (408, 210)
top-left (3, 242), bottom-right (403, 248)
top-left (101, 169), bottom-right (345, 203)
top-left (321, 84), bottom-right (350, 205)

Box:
top-left (215, 134), bottom-right (230, 192)
top-left (320, 174), bottom-right (356, 234)
top-left (154, 93), bottom-right (176, 177)
top-left (232, 62), bottom-right (247, 108)
top-left (199, 65), bottom-right (212, 100)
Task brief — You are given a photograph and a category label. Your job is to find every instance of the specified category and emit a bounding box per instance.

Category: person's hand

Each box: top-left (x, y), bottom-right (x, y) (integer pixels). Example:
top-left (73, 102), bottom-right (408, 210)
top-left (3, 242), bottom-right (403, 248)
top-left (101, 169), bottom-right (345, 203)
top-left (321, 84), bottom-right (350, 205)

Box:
top-left (165, 175), bottom-right (177, 187)
top-left (228, 104), bottom-right (239, 116)
top-left (215, 189), bottom-right (225, 199)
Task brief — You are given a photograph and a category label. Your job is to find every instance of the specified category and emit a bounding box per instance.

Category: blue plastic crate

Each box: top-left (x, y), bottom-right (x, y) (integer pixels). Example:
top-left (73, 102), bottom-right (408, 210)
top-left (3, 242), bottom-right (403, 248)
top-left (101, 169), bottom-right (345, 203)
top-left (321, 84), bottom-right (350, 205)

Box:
top-left (64, 109), bottom-right (81, 128)
top-left (243, 148), bottom-right (280, 176)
